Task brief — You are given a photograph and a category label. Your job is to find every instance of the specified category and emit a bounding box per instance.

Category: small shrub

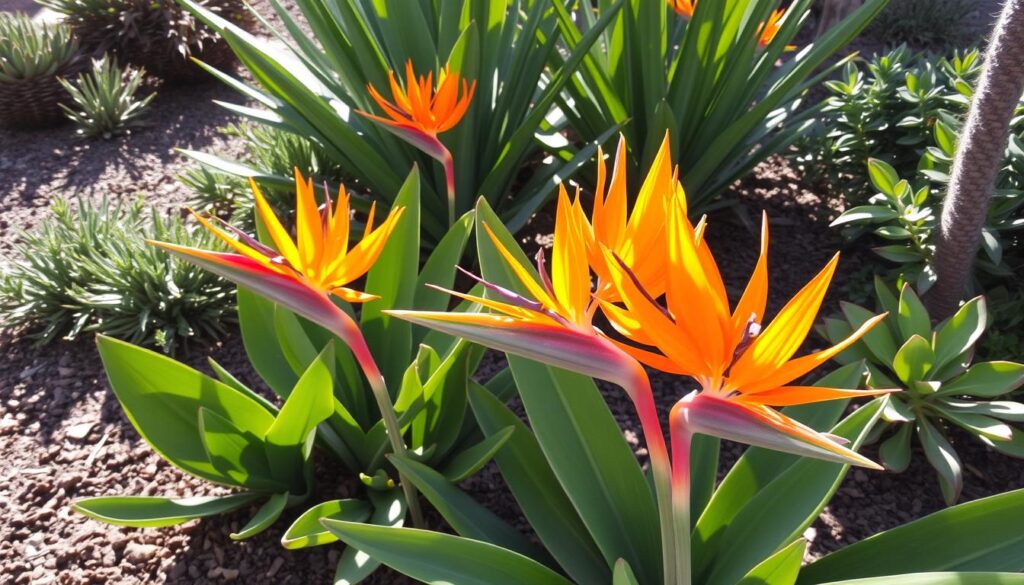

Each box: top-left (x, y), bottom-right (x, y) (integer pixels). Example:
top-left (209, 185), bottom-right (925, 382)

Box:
top-left (59, 55), bottom-right (155, 139)
top-left (36, 0), bottom-right (254, 83)
top-left (0, 197), bottom-right (236, 354)
top-left (864, 0), bottom-right (976, 50)
top-left (0, 12), bottom-right (81, 129)
top-left (795, 47), bottom-right (983, 203)
top-left (822, 280), bottom-right (1024, 504)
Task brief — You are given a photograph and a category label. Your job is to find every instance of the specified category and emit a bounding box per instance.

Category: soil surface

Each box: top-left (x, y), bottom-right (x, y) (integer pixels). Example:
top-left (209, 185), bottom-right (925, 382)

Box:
top-left (1, 2), bottom-right (1018, 584)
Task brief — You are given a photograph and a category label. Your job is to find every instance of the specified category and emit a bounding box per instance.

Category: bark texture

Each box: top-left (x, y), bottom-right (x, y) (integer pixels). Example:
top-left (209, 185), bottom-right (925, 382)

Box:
top-left (816, 0), bottom-right (865, 37)
top-left (927, 0), bottom-right (1024, 319)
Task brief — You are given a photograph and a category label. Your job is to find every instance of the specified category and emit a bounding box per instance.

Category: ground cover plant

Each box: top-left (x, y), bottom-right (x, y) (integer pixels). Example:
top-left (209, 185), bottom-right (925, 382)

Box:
top-left (0, 196), bottom-right (235, 354)
top-left (0, 11), bottom-right (80, 128)
top-left (59, 55), bottom-right (154, 138)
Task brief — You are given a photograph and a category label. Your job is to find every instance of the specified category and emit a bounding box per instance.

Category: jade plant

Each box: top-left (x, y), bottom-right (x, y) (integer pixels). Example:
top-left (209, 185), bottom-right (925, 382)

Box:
top-left (822, 279), bottom-right (1024, 503)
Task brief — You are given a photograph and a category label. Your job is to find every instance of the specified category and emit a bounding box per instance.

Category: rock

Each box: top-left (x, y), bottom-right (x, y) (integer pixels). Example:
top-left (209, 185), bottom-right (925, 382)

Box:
top-left (221, 568), bottom-right (240, 580)
top-left (123, 542), bottom-right (159, 564)
top-left (65, 423), bottom-right (95, 441)
top-left (0, 416), bottom-right (18, 435)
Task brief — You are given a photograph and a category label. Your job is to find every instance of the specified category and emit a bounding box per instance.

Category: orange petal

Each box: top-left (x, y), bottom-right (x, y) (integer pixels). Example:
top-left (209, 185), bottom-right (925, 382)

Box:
top-left (739, 385), bottom-right (898, 407)
top-left (249, 178), bottom-right (300, 268)
top-left (731, 212), bottom-right (769, 341)
top-left (482, 223), bottom-right (558, 310)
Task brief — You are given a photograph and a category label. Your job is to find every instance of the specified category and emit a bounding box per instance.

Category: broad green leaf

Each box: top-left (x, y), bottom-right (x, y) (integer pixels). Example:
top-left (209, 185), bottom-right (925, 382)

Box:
top-left (817, 573), bottom-right (1024, 585)
top-left (897, 284), bottom-right (931, 340)
top-left (237, 288), bottom-right (299, 399)
top-left (937, 362), bottom-right (1024, 397)
top-left (737, 538), bottom-right (805, 585)
top-left (389, 454), bottom-right (550, 564)
top-left (361, 168), bottom-right (421, 391)
top-left (413, 210), bottom-right (475, 349)
top-left (799, 489), bottom-right (1024, 582)
top-left (892, 335), bottom-right (935, 384)
top-left (613, 559), bottom-right (640, 585)
top-left (97, 335), bottom-right (275, 485)
top-left (879, 423), bottom-right (912, 472)
top-left (230, 492), bottom-right (288, 540)
top-left (74, 494), bottom-right (261, 528)
top-left (917, 418), bottom-right (963, 505)
top-left (702, 399), bottom-right (884, 585)
top-left (841, 302), bottom-right (898, 364)
top-left (441, 425), bottom-right (515, 483)
top-left (207, 358), bottom-right (278, 414)
top-left (198, 408), bottom-right (281, 492)
top-left (281, 499), bottom-right (371, 550)
top-left (867, 158), bottom-right (900, 195)
top-left (933, 297), bottom-right (987, 369)
top-left (468, 381), bottom-right (609, 584)
top-left (321, 522), bottom-right (573, 585)
top-left (830, 206), bottom-right (900, 227)
top-left (333, 489), bottom-right (406, 585)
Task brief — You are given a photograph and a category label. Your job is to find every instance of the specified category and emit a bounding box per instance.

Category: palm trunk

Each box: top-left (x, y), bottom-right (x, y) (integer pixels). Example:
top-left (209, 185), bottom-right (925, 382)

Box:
top-left (927, 0), bottom-right (1024, 319)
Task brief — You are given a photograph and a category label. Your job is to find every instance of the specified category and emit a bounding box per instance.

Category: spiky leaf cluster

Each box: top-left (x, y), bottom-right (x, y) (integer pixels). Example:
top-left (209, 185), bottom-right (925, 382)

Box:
top-left (0, 196), bottom-right (236, 355)
top-left (58, 55), bottom-right (154, 139)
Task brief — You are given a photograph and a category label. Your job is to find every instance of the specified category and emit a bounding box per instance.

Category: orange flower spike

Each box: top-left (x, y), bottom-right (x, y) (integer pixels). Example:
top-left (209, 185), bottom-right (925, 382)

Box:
top-left (604, 202), bottom-right (895, 469)
top-left (359, 60), bottom-right (476, 225)
top-left (758, 7), bottom-right (798, 51)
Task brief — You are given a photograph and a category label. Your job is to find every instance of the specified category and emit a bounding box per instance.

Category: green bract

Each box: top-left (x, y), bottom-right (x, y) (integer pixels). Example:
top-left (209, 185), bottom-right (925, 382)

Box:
top-left (319, 199), bottom-right (1024, 585)
top-left (176, 0), bottom-right (622, 244)
top-left (822, 280), bottom-right (1024, 504)
top-left (550, 0), bottom-right (887, 211)
top-left (58, 55), bottom-right (156, 139)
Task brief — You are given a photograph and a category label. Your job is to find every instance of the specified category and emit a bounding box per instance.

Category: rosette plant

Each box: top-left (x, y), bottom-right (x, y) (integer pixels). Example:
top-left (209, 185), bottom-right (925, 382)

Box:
top-left (176, 0), bottom-right (624, 243)
top-left (74, 168), bottom-right (520, 582)
top-left (548, 0), bottom-right (889, 210)
top-left (318, 138), bottom-right (1024, 585)
top-left (822, 279), bottom-right (1024, 504)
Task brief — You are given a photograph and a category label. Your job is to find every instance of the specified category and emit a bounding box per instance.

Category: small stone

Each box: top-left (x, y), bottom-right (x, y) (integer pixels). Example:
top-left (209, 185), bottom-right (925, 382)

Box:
top-left (0, 416), bottom-right (18, 435)
top-left (65, 422), bottom-right (95, 441)
top-left (853, 470), bottom-right (868, 483)
top-left (267, 557), bottom-right (284, 577)
top-left (221, 568), bottom-right (240, 580)
top-left (57, 367), bottom-right (75, 377)
top-left (123, 542), bottom-right (159, 564)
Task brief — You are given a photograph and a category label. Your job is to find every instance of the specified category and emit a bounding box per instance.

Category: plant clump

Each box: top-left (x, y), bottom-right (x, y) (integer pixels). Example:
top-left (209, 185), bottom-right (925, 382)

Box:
top-left (0, 196), bottom-right (237, 355)
top-left (58, 55), bottom-right (155, 139)
top-left (0, 12), bottom-right (81, 129)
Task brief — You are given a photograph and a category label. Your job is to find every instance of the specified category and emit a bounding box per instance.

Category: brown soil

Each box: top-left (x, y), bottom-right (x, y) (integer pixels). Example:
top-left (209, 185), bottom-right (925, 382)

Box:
top-left (2, 3), bottom-right (1019, 585)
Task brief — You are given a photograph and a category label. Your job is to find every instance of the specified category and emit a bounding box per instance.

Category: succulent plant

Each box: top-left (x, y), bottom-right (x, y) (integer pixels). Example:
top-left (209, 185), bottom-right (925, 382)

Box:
top-left (36, 0), bottom-right (254, 83)
top-left (0, 12), bottom-right (81, 129)
top-left (58, 55), bottom-right (155, 139)
top-left (822, 279), bottom-right (1024, 504)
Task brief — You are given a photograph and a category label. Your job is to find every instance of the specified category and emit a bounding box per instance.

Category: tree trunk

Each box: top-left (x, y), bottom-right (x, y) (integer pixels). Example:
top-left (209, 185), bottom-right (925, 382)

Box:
top-left (926, 0), bottom-right (1024, 319)
top-left (816, 0), bottom-right (865, 38)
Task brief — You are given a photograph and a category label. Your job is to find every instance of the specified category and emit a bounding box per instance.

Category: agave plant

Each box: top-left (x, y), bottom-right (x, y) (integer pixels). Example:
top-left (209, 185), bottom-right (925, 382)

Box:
top-left (821, 279), bottom-right (1024, 504)
top-left (36, 0), bottom-right (253, 82)
top-left (0, 12), bottom-right (81, 129)
top-left (58, 55), bottom-right (155, 139)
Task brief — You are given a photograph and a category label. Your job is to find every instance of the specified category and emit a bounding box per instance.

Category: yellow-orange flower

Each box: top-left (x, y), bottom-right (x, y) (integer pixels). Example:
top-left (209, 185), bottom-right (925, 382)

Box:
top-left (758, 7), bottom-right (796, 49)
top-left (362, 60), bottom-right (476, 139)
top-left (603, 196), bottom-right (892, 466)
top-left (669, 0), bottom-right (696, 18)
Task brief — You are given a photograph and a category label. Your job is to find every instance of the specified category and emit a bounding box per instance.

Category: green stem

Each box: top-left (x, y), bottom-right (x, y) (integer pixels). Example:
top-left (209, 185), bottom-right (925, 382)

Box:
top-left (670, 398), bottom-right (694, 585)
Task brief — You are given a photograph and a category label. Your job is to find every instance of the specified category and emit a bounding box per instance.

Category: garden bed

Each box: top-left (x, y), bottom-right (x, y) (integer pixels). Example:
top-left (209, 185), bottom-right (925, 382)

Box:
top-left (1, 2), bottom-right (1020, 584)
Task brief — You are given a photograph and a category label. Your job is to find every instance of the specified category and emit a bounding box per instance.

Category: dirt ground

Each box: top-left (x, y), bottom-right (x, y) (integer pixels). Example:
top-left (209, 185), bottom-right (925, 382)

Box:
top-left (1, 1), bottom-right (1018, 584)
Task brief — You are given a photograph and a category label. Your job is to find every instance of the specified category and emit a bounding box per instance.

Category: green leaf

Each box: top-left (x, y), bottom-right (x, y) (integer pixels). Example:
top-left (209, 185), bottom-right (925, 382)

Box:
top-left (868, 158), bottom-right (901, 195)
top-left (737, 538), bottom-right (805, 585)
top-left (841, 303), bottom-right (898, 364)
top-left (281, 499), bottom-right (371, 550)
top-left (934, 297), bottom-right (987, 370)
top-left (441, 425), bottom-right (515, 483)
top-left (73, 494), bottom-right (261, 528)
top-left (799, 489), bottom-right (1024, 582)
top-left (702, 399), bottom-right (884, 585)
top-left (198, 408), bottom-right (280, 492)
top-left (207, 358), bottom-right (279, 415)
top-left (613, 559), bottom-right (641, 585)
top-left (830, 205), bottom-right (899, 227)
top-left (332, 490), bottom-right (406, 584)
top-left (917, 418), bottom-right (963, 505)
top-left (817, 574), bottom-right (1024, 585)
top-left (413, 210), bottom-right (475, 349)
top-left (320, 522), bottom-right (573, 585)
top-left (897, 284), bottom-right (931, 340)
top-left (467, 381), bottom-right (610, 584)
top-left (96, 335), bottom-right (275, 485)
top-left (230, 492), bottom-right (288, 540)
top-left (879, 423), bottom-right (912, 472)
top-left (937, 362), bottom-right (1024, 397)
top-left (892, 335), bottom-right (935, 384)
top-left (237, 289), bottom-right (299, 399)
top-left (388, 454), bottom-right (550, 564)
top-left (361, 167), bottom-right (421, 390)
